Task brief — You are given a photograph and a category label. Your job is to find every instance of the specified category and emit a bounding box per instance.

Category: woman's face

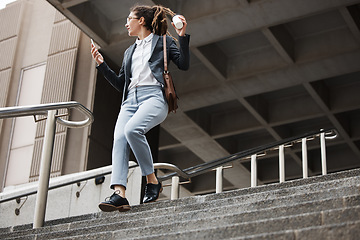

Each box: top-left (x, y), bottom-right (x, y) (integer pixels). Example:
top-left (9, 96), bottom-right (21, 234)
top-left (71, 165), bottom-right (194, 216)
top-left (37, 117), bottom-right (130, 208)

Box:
top-left (125, 11), bottom-right (141, 37)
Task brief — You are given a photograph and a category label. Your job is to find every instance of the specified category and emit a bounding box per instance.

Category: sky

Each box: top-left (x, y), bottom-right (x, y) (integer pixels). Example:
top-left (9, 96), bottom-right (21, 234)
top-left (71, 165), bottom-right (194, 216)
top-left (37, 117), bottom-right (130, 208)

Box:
top-left (0, 0), bottom-right (17, 9)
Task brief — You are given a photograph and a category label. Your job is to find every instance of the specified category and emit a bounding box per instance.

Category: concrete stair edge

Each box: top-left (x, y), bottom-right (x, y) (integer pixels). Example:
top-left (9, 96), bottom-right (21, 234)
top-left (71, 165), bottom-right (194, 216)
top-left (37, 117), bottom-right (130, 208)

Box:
top-left (1, 168), bottom-right (359, 240)
top-left (52, 207), bottom-right (360, 240)
top-left (4, 167), bottom-right (359, 233)
top-left (2, 179), bottom-right (360, 239)
top-left (115, 206), bottom-right (360, 240)
top-left (5, 192), bottom-right (360, 240)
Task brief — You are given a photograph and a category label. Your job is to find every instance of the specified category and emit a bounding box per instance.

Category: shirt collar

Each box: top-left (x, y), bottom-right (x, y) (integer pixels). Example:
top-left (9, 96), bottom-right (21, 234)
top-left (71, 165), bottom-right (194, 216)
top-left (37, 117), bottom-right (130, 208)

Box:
top-left (136, 33), bottom-right (154, 46)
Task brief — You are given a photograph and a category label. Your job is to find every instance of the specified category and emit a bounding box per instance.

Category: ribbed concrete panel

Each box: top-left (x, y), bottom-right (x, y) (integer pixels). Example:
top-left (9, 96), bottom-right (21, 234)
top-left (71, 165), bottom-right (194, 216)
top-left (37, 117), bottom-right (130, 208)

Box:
top-left (35, 49), bottom-right (77, 138)
top-left (29, 137), bottom-right (42, 179)
top-left (0, 1), bottom-right (23, 40)
top-left (0, 69), bottom-right (11, 107)
top-left (32, 49), bottom-right (77, 178)
top-left (54, 10), bottom-right (67, 23)
top-left (30, 17), bottom-right (80, 180)
top-left (29, 133), bottom-right (65, 181)
top-left (50, 132), bottom-right (66, 174)
top-left (48, 21), bottom-right (80, 56)
top-left (35, 121), bottom-right (44, 139)
top-left (0, 38), bottom-right (17, 71)
top-left (0, 69), bottom-right (12, 136)
top-left (41, 49), bottom-right (77, 103)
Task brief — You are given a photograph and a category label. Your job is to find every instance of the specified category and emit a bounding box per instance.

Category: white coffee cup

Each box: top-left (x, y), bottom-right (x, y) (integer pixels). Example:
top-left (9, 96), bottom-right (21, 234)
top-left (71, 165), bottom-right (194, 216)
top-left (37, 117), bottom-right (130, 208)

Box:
top-left (172, 15), bottom-right (183, 29)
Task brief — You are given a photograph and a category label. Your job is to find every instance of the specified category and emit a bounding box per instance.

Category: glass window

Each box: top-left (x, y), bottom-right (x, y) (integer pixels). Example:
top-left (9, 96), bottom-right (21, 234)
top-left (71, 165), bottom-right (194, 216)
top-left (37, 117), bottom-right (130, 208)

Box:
top-left (5, 64), bottom-right (46, 187)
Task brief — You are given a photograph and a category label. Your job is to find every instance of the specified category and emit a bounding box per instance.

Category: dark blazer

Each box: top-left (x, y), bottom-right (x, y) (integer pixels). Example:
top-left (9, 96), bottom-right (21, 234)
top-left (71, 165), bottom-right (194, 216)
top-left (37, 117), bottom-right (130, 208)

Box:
top-left (97, 34), bottom-right (190, 102)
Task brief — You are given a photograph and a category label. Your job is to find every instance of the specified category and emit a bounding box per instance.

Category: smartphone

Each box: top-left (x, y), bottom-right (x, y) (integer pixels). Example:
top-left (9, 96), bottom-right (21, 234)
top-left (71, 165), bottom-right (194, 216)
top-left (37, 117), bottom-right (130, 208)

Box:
top-left (91, 39), bottom-right (95, 46)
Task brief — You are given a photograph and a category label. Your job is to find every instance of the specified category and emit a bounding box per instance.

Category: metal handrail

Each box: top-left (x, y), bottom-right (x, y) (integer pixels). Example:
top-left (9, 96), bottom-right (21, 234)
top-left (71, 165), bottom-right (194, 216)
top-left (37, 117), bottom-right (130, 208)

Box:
top-left (0, 101), bottom-right (94, 228)
top-left (157, 128), bottom-right (337, 182)
top-left (0, 128), bottom-right (335, 203)
top-left (0, 101), bottom-right (94, 128)
top-left (0, 162), bottom-right (188, 204)
top-left (0, 122), bottom-right (336, 227)
top-left (154, 163), bottom-right (190, 179)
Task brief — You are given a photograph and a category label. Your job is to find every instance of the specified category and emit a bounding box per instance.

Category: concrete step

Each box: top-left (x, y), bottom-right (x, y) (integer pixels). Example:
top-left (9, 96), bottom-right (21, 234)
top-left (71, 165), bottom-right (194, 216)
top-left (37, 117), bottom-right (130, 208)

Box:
top-left (122, 206), bottom-right (360, 240)
top-left (51, 174), bottom-right (360, 226)
top-left (1, 168), bottom-right (360, 239)
top-left (165, 220), bottom-right (360, 240)
top-left (53, 206), bottom-right (360, 240)
top-left (2, 176), bottom-right (356, 238)
top-left (4, 169), bottom-right (360, 232)
top-left (107, 171), bottom-right (360, 216)
top-left (3, 185), bottom-right (359, 240)
top-left (6, 167), bottom-right (359, 233)
top-left (66, 185), bottom-right (360, 231)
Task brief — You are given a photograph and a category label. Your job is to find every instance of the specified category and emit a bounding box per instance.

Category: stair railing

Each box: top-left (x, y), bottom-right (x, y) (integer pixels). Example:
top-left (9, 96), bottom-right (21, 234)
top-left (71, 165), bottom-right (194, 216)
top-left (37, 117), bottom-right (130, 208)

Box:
top-left (0, 123), bottom-right (336, 227)
top-left (158, 128), bottom-right (337, 196)
top-left (0, 101), bottom-right (94, 228)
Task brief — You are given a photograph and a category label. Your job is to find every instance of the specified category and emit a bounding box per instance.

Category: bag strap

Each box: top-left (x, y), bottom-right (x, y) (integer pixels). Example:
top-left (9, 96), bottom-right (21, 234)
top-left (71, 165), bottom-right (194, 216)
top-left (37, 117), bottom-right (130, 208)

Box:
top-left (163, 35), bottom-right (168, 72)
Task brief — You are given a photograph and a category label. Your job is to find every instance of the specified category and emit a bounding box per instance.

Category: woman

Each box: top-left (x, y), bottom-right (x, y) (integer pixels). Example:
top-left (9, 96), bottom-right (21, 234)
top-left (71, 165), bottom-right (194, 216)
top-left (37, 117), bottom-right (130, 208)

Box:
top-left (91, 5), bottom-right (190, 212)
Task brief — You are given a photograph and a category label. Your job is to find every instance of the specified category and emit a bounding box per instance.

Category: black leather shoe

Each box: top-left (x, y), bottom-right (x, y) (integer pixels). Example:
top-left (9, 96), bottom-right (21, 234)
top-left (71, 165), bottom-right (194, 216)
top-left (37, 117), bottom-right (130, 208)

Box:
top-left (98, 191), bottom-right (131, 212)
top-left (143, 181), bottom-right (163, 204)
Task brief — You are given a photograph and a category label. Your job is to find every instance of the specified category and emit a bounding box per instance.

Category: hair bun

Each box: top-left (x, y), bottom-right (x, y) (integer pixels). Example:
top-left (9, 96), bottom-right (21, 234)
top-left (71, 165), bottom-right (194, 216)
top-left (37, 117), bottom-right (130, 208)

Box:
top-left (131, 5), bottom-right (176, 36)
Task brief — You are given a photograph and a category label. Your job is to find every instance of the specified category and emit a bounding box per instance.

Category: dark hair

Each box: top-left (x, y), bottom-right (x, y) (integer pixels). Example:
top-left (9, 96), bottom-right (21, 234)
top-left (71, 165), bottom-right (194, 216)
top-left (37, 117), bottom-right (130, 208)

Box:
top-left (131, 5), bottom-right (176, 36)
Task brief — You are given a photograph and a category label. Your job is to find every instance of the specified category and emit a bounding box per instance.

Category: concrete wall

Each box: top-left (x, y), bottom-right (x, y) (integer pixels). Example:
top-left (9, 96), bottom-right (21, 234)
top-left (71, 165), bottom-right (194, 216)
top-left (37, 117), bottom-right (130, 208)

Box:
top-left (0, 163), bottom-right (142, 228)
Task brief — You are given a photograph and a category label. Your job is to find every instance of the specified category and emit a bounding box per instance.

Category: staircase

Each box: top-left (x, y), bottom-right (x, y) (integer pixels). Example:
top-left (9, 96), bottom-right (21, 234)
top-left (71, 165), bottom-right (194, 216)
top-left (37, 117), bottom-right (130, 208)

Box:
top-left (1, 168), bottom-right (360, 240)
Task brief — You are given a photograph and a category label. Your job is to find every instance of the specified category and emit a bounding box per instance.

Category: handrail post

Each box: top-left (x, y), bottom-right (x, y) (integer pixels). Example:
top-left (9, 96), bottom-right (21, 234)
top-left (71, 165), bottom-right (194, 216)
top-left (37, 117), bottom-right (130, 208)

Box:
top-left (251, 154), bottom-right (257, 187)
top-left (279, 145), bottom-right (285, 183)
top-left (171, 176), bottom-right (180, 200)
top-left (216, 166), bottom-right (223, 193)
top-left (320, 132), bottom-right (327, 175)
top-left (33, 110), bottom-right (57, 228)
top-left (302, 138), bottom-right (308, 178)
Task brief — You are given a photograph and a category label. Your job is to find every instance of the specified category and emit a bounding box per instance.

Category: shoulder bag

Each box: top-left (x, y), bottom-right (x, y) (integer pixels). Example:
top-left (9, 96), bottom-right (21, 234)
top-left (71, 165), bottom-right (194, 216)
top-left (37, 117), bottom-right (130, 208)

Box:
top-left (163, 35), bottom-right (178, 113)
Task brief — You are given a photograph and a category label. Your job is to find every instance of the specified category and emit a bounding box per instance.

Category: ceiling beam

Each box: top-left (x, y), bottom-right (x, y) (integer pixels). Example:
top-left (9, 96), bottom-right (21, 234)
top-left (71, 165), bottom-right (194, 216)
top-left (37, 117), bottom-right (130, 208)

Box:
top-left (339, 6), bottom-right (360, 42)
top-left (262, 26), bottom-right (295, 64)
top-left (179, 49), bottom-right (360, 112)
top-left (302, 82), bottom-right (360, 159)
top-left (161, 110), bottom-right (253, 189)
top-left (187, 0), bottom-right (360, 47)
top-left (189, 27), bottom-right (315, 181)
top-left (191, 47), bottom-right (227, 82)
top-left (230, 86), bottom-right (311, 175)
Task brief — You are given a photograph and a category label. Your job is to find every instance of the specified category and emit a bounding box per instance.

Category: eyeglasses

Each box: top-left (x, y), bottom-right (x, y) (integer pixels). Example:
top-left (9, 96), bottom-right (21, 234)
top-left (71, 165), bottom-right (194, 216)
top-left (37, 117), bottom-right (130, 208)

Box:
top-left (127, 16), bottom-right (139, 22)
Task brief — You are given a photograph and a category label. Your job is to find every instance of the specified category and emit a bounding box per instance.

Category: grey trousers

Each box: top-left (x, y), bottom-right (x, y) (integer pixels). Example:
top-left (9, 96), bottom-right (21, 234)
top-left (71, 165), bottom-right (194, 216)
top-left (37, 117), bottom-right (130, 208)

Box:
top-left (110, 85), bottom-right (168, 189)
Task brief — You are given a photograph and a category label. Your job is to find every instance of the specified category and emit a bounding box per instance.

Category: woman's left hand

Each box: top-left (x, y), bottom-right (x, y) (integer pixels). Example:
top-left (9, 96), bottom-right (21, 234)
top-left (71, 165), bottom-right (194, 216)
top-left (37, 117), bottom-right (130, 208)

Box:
top-left (171, 15), bottom-right (187, 36)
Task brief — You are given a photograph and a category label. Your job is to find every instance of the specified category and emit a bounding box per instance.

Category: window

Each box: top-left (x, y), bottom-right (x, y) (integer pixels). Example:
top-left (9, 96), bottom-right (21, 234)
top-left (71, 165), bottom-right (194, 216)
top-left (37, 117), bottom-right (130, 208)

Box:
top-left (5, 64), bottom-right (46, 187)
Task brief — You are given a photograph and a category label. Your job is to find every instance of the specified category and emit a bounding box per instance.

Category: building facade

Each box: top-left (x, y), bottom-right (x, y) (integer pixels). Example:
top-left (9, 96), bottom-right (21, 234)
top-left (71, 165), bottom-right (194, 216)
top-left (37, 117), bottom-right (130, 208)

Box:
top-left (0, 0), bottom-right (96, 191)
top-left (1, 0), bottom-right (360, 198)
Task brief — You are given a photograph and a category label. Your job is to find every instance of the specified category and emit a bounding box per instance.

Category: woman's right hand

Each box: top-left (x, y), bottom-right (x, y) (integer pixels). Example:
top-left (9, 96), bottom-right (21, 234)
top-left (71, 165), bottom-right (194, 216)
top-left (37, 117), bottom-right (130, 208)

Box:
top-left (91, 42), bottom-right (104, 65)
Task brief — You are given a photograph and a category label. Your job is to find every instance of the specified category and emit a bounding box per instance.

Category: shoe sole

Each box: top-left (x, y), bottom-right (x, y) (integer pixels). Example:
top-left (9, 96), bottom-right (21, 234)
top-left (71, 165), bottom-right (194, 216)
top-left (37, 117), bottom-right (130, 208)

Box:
top-left (98, 203), bottom-right (131, 212)
top-left (144, 187), bottom-right (163, 204)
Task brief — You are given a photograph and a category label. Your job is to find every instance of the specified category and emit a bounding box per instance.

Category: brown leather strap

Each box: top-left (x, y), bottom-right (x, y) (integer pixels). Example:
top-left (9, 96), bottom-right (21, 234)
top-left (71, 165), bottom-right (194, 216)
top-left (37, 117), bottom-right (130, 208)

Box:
top-left (163, 35), bottom-right (168, 72)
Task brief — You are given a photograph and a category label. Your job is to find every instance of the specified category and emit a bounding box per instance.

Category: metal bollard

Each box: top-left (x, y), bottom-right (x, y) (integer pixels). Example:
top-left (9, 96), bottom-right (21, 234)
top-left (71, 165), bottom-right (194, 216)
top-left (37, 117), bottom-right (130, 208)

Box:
top-left (251, 154), bottom-right (257, 187)
top-left (320, 132), bottom-right (327, 175)
top-left (302, 138), bottom-right (308, 178)
top-left (171, 176), bottom-right (180, 200)
top-left (279, 145), bottom-right (285, 183)
top-left (216, 166), bottom-right (223, 193)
